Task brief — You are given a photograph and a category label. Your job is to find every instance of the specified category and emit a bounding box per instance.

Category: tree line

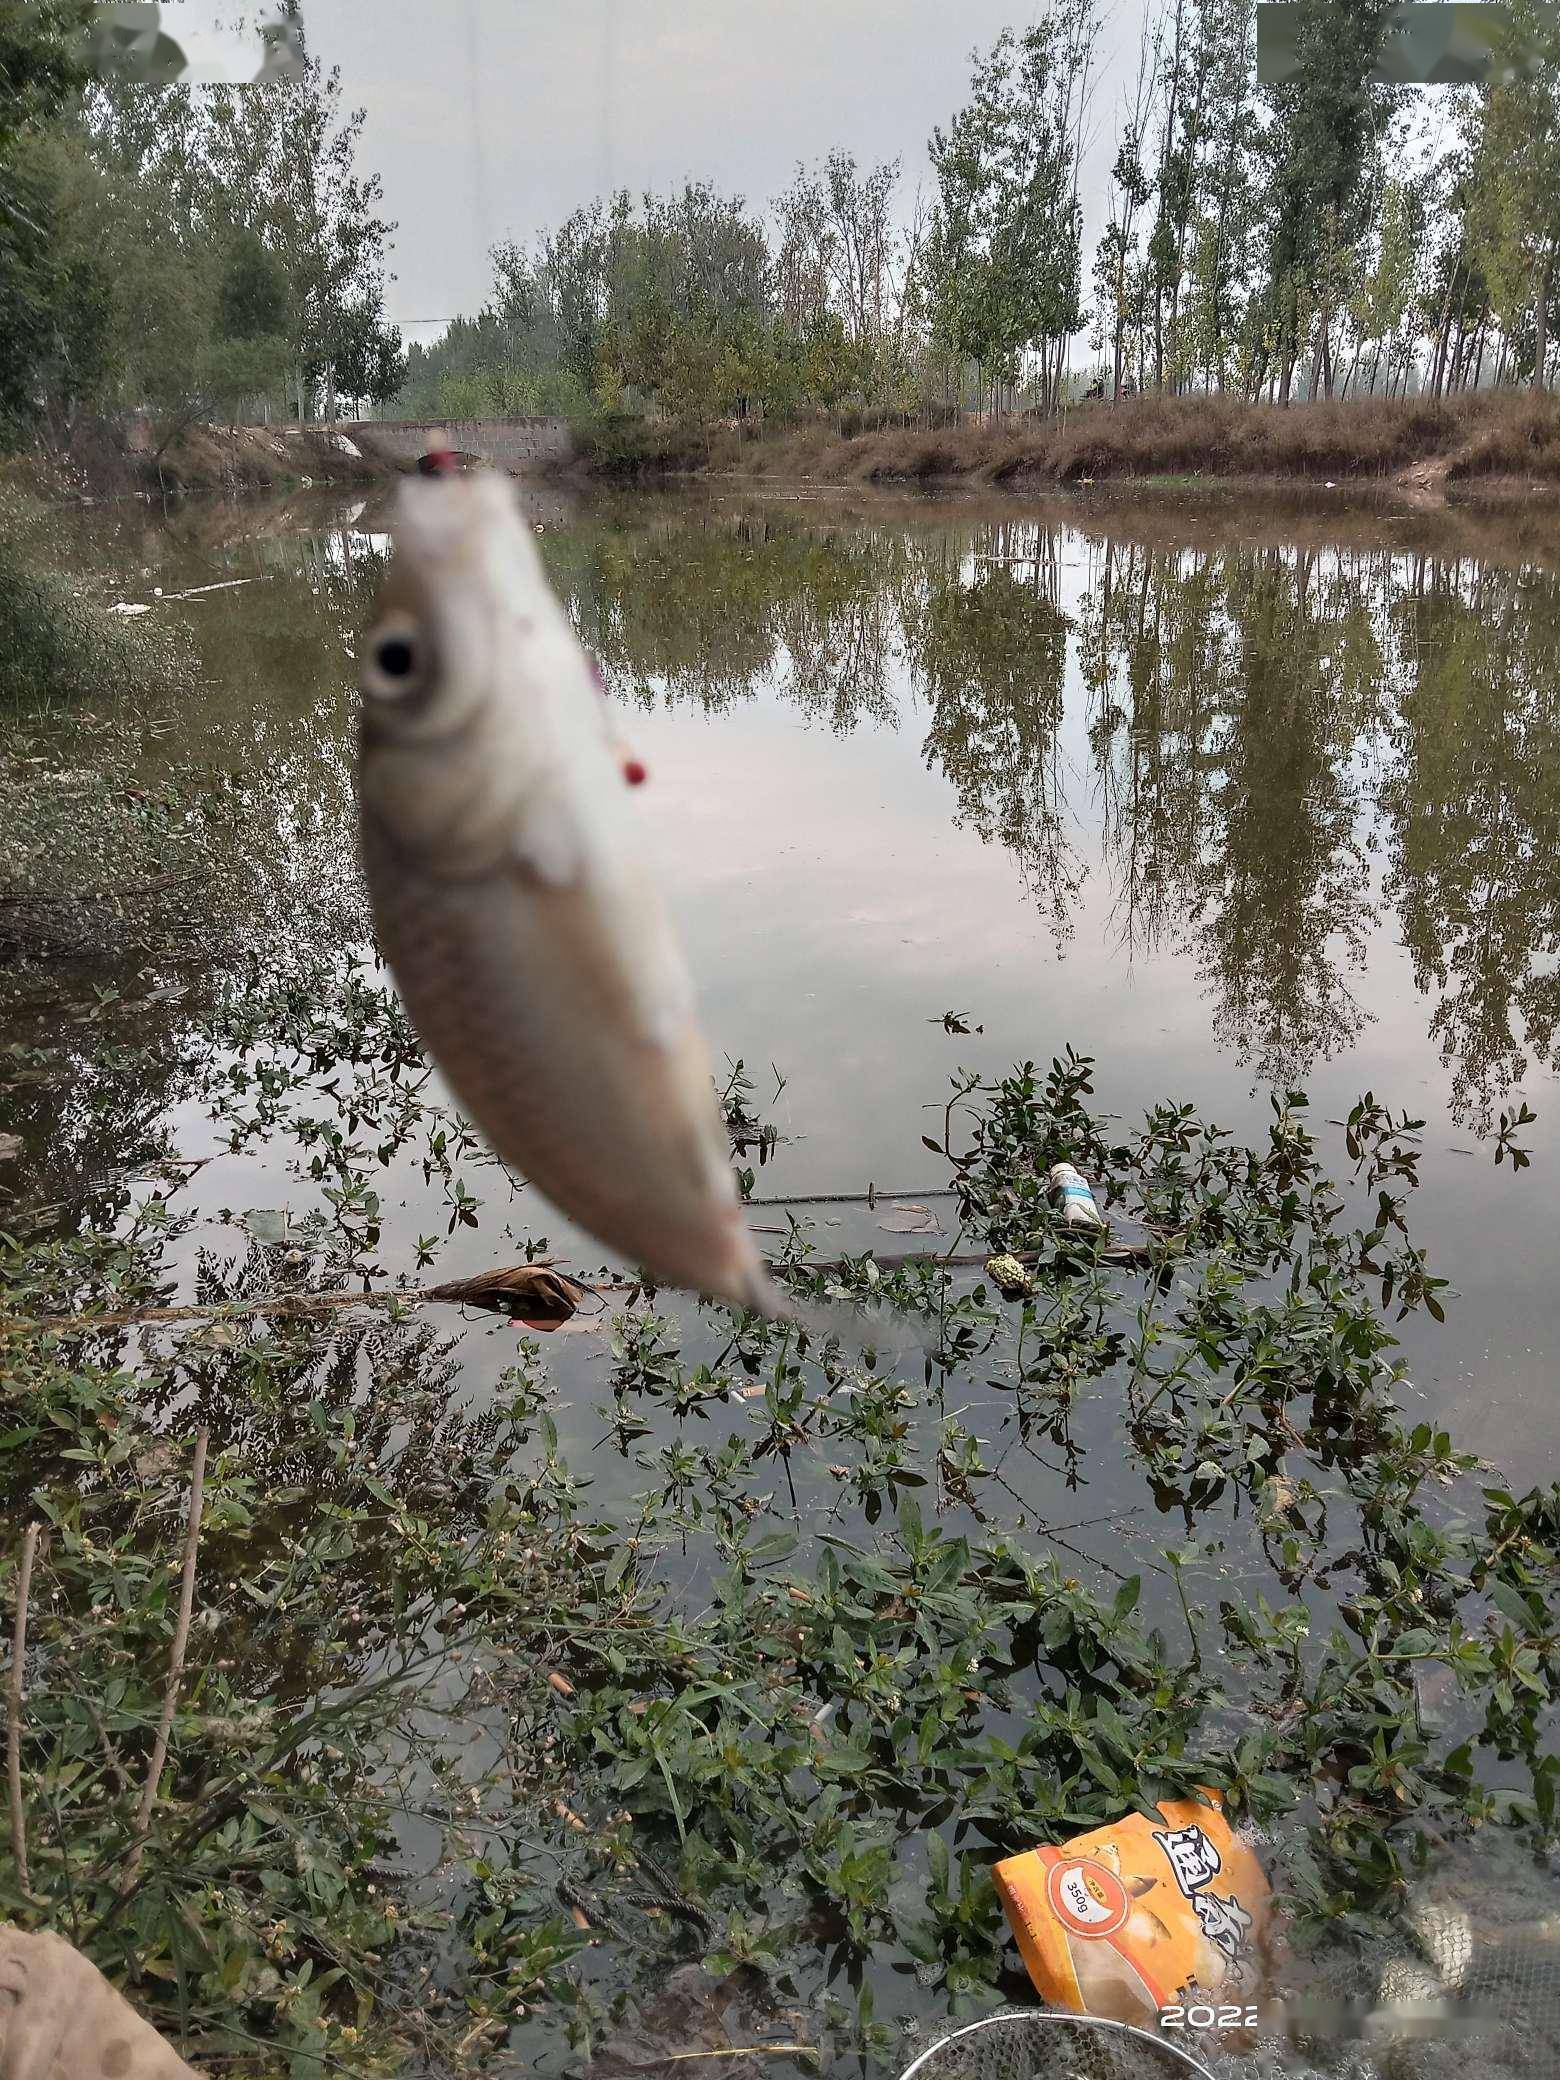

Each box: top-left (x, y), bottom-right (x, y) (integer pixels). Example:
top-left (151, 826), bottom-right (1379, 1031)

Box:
top-left (1094, 0), bottom-right (1560, 403)
top-left (400, 0), bottom-right (1560, 427)
top-left (0, 2), bottom-right (402, 455)
top-left (3, 1), bottom-right (1558, 446)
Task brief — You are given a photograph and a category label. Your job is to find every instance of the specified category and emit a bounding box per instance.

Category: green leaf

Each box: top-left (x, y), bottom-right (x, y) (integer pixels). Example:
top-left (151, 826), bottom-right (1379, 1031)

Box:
top-left (1489, 1580), bottom-right (1536, 1631)
top-left (898, 1493), bottom-right (924, 1550)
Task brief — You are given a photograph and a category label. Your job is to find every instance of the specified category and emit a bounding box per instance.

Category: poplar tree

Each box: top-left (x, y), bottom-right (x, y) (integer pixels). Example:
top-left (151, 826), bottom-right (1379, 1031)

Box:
top-left (925, 4), bottom-right (1097, 417)
top-left (0, 0), bottom-right (91, 432)
top-left (1467, 0), bottom-right (1560, 388)
top-left (1257, 0), bottom-right (1400, 402)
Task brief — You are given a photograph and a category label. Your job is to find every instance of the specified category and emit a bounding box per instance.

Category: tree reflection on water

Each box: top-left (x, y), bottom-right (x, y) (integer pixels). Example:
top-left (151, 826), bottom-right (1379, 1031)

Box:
top-left (546, 495), bottom-right (1560, 1129)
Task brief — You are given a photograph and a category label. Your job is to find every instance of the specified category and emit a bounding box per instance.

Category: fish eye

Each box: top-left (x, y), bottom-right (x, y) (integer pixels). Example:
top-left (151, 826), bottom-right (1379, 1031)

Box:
top-left (377, 634), bottom-right (415, 678)
top-left (362, 615), bottom-right (425, 702)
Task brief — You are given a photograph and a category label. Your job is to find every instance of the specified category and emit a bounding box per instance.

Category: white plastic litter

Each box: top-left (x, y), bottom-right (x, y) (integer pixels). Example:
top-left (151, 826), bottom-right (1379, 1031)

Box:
top-left (1050, 1161), bottom-right (1105, 1230)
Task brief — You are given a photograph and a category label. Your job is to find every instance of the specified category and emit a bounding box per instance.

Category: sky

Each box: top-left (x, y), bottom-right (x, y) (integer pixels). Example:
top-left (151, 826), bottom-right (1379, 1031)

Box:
top-left (301, 0), bottom-right (1156, 342)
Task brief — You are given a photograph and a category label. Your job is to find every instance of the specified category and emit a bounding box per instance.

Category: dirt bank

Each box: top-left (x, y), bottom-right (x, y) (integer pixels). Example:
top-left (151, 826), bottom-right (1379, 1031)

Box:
top-left (571, 391), bottom-right (1560, 504)
top-left (34, 418), bottom-right (390, 499)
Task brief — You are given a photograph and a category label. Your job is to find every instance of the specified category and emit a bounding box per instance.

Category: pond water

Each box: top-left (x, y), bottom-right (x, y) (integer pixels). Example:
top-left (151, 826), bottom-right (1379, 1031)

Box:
top-left (4, 481), bottom-right (1560, 2073)
top-left (14, 483), bottom-right (1560, 1461)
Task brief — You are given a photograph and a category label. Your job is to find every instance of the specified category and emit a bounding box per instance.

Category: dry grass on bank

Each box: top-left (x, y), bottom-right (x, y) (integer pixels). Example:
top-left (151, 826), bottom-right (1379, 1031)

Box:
top-left (588, 390), bottom-right (1560, 495)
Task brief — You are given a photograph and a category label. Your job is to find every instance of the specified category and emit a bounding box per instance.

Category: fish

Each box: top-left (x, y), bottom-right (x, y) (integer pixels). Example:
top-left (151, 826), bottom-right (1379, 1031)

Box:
top-left (355, 468), bottom-right (895, 1344)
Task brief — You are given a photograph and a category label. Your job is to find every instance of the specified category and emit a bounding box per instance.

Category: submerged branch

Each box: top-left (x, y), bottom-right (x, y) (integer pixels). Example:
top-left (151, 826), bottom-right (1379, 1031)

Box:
top-left (7, 1524), bottom-right (41, 1900)
top-left (124, 1429), bottom-right (208, 1886)
top-left (0, 1262), bottom-right (908, 1338)
top-left (0, 1262), bottom-right (625, 1338)
top-left (0, 869), bottom-right (201, 909)
top-left (0, 1238), bottom-right (1171, 1341)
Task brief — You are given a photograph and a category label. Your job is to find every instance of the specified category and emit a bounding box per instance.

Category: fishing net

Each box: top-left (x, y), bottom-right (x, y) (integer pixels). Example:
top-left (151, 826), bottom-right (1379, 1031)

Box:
top-left (1260, 1830), bottom-right (1560, 2080)
top-left (895, 1834), bottom-right (1560, 2080)
top-left (894, 2012), bottom-right (1220, 2078)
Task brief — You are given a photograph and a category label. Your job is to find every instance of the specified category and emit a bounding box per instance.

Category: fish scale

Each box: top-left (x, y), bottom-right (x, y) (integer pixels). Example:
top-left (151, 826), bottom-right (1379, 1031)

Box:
top-left (366, 830), bottom-right (644, 1222)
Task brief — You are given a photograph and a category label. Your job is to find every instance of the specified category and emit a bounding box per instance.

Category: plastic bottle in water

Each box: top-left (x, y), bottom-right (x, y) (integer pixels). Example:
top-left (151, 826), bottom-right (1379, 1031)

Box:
top-left (1049, 1161), bottom-right (1104, 1230)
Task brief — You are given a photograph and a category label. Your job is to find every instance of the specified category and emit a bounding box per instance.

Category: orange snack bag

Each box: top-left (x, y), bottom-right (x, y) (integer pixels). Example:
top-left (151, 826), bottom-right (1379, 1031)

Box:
top-left (993, 1791), bottom-right (1269, 2026)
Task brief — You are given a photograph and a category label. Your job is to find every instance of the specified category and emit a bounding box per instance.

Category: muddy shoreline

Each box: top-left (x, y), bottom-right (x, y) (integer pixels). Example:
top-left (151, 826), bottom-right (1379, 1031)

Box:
top-left (27, 418), bottom-right (391, 500)
top-left (29, 394), bottom-right (1560, 517)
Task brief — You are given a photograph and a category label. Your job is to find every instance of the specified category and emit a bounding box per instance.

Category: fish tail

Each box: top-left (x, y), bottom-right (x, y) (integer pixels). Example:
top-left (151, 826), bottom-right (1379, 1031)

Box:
top-left (733, 1261), bottom-right (937, 1365)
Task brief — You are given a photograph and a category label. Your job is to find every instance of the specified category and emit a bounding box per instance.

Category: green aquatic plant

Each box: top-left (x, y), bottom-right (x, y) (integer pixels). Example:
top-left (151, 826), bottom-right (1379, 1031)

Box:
top-left (0, 991), bottom-right (1556, 2073)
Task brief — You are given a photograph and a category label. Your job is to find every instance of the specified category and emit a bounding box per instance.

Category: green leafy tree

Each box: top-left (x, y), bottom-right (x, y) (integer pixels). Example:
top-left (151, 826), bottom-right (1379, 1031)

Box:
top-left (0, 1), bottom-right (91, 435)
top-left (926, 7), bottom-right (1099, 416)
top-left (1467, 0), bottom-right (1560, 388)
top-left (1148, 0), bottom-right (1203, 391)
top-left (771, 149), bottom-right (905, 402)
top-left (219, 228), bottom-right (290, 341)
top-left (327, 296), bottom-right (405, 415)
top-left (1257, 0), bottom-right (1401, 402)
top-left (1180, 0), bottom-right (1263, 393)
top-left (1097, 134), bottom-right (1154, 400)
top-left (1345, 173), bottom-right (1421, 395)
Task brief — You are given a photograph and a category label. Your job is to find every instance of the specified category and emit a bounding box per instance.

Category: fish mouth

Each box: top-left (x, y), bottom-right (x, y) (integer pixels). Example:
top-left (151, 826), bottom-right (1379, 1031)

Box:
top-left (392, 471), bottom-right (521, 567)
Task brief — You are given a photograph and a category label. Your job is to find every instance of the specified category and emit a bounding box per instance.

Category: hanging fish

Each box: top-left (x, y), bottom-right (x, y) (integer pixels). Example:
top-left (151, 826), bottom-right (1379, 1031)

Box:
top-left (355, 468), bottom-right (896, 1343)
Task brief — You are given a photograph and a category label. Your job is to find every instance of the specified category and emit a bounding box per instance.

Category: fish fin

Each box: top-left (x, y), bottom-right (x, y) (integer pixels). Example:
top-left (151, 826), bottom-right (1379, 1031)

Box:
top-left (512, 788), bottom-right (584, 888)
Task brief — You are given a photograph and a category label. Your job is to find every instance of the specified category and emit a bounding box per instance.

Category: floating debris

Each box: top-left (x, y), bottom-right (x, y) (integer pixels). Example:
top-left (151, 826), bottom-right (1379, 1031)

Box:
top-left (1050, 1160), bottom-right (1105, 1230)
top-left (428, 1261), bottom-right (593, 1329)
top-left (877, 1202), bottom-right (943, 1235)
top-left (984, 1252), bottom-right (1033, 1299)
top-left (995, 1789), bottom-right (1270, 2030)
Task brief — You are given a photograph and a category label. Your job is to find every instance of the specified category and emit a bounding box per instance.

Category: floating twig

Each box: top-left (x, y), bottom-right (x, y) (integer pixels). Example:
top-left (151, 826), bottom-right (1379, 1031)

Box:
top-left (0, 1269), bottom-right (618, 1338)
top-left (0, 1287), bottom-right (429, 1337)
top-left (742, 1186), bottom-right (961, 1207)
top-left (652, 2051), bottom-right (819, 2067)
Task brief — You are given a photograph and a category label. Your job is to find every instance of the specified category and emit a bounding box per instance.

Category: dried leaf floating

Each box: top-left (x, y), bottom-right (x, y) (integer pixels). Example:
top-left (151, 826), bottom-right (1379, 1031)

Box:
top-left (588, 1962), bottom-right (815, 2076)
top-left (427, 1263), bottom-right (593, 1329)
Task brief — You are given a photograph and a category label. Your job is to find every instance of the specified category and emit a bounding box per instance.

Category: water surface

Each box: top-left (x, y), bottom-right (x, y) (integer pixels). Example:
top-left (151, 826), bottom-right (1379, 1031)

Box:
top-left (9, 482), bottom-right (1560, 1459)
top-left (5, 481), bottom-right (1559, 2067)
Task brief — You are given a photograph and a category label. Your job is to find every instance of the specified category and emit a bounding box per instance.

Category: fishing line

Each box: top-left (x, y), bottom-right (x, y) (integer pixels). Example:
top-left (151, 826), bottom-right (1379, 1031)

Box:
top-left (462, 0), bottom-right (494, 282)
top-left (598, 0), bottom-right (618, 199)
